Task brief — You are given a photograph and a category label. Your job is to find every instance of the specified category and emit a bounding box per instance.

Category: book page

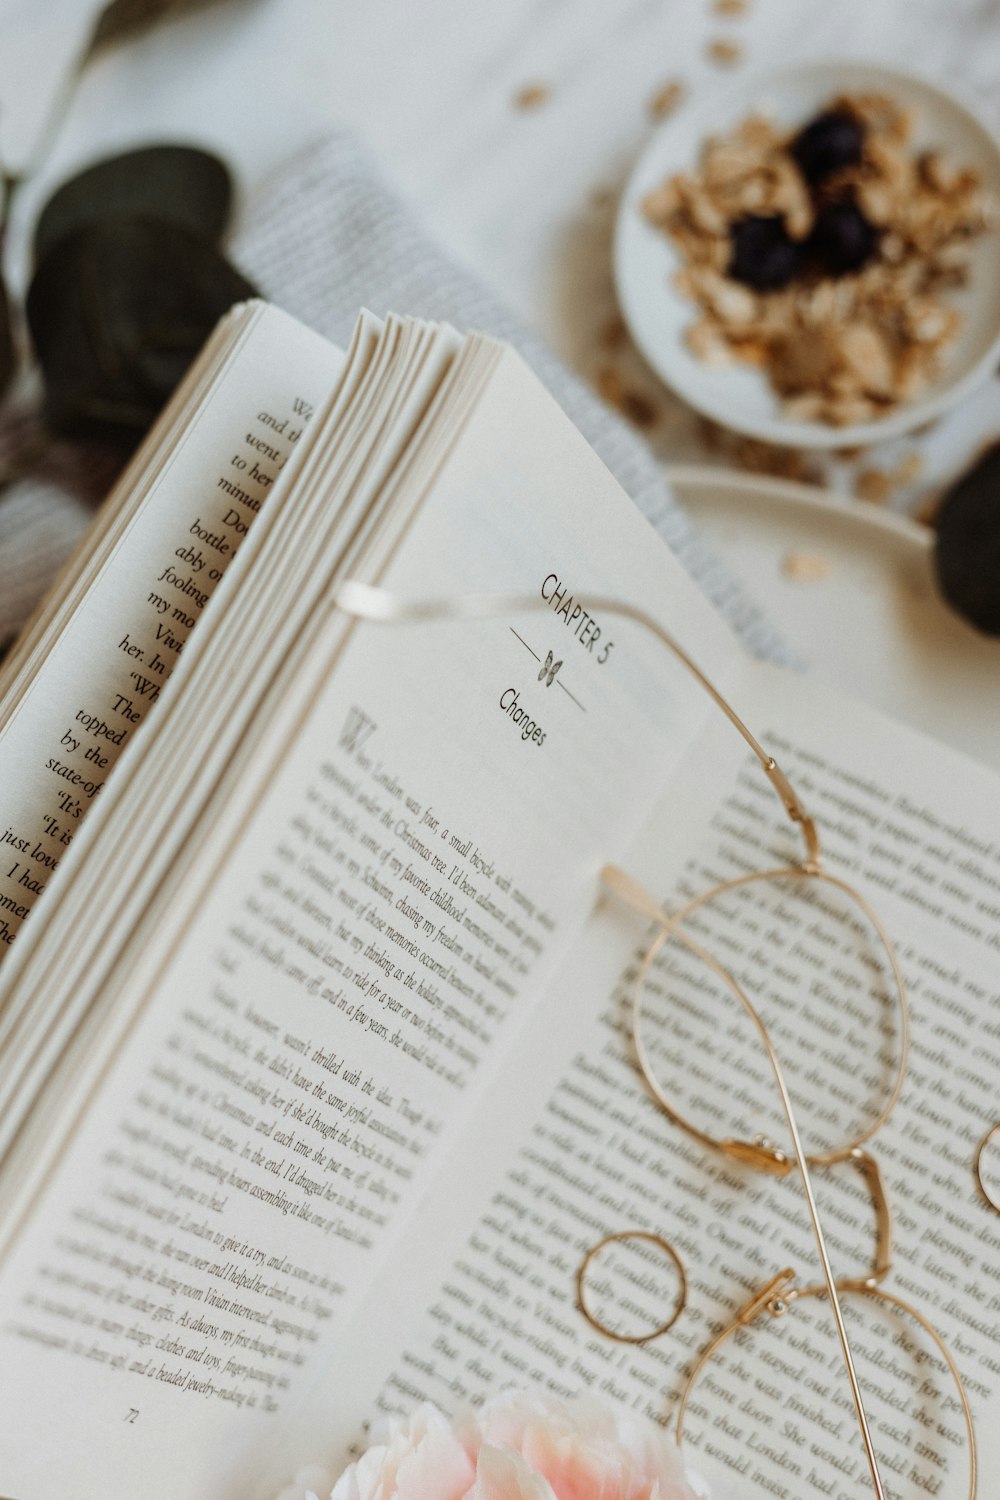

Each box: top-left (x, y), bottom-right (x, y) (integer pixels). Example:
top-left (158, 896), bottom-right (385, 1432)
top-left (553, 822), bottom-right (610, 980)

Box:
top-left (0, 305), bottom-right (343, 945)
top-left (291, 661), bottom-right (1000, 1500)
top-left (0, 347), bottom-right (743, 1500)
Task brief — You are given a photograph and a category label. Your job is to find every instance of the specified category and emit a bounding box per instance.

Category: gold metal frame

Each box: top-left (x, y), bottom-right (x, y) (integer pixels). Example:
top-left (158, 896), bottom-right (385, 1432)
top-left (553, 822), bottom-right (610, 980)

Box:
top-left (973, 1121), bottom-right (1000, 1215)
top-left (676, 1269), bottom-right (977, 1500)
top-left (602, 863), bottom-right (910, 1176)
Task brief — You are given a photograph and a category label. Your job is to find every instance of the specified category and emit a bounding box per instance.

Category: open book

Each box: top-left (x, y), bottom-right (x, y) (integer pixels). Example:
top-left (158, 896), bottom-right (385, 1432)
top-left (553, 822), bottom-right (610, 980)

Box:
top-left (0, 302), bottom-right (997, 1500)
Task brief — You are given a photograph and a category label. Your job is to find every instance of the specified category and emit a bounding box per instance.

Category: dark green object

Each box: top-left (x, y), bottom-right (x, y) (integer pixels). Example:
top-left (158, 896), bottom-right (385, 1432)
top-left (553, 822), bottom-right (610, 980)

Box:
top-left (934, 443), bottom-right (1000, 636)
top-left (27, 218), bottom-right (255, 449)
top-left (91, 0), bottom-right (231, 52)
top-left (34, 144), bottom-right (232, 263)
top-left (0, 276), bottom-right (15, 403)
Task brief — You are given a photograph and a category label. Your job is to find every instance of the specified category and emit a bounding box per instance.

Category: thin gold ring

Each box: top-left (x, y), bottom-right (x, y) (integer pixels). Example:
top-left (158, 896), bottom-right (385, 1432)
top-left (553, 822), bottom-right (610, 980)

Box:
top-left (576, 1230), bottom-right (687, 1345)
top-left (974, 1121), bottom-right (1000, 1214)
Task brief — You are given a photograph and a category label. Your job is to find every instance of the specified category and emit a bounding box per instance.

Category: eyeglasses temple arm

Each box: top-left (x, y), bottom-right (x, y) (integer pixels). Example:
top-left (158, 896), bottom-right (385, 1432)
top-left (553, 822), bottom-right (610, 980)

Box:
top-left (716, 1016), bottom-right (889, 1496)
top-left (604, 870), bottom-right (889, 1500)
top-left (599, 864), bottom-right (667, 926)
top-left (334, 582), bottom-right (821, 868)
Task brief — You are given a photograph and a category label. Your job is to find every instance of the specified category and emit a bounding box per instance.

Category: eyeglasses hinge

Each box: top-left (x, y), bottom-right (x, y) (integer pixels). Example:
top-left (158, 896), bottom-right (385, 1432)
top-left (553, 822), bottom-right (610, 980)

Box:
top-left (738, 1270), bottom-right (798, 1325)
top-left (721, 1136), bottom-right (794, 1175)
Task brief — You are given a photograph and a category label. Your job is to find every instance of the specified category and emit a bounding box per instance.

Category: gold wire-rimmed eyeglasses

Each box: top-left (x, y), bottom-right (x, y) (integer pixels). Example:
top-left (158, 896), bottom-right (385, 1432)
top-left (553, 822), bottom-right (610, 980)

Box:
top-left (334, 580), bottom-right (969, 1500)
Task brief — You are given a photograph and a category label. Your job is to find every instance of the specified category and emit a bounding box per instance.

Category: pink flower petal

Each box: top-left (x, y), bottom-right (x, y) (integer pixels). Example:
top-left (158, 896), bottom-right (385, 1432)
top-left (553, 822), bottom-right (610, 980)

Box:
top-left (393, 1422), bottom-right (477, 1500)
top-left (469, 1444), bottom-right (557, 1500)
top-left (323, 1394), bottom-right (711, 1500)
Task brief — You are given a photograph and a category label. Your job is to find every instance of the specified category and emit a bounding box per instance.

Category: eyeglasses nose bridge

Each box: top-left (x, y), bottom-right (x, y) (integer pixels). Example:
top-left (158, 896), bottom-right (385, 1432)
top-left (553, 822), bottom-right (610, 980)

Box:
top-left (796, 1147), bottom-right (894, 1298)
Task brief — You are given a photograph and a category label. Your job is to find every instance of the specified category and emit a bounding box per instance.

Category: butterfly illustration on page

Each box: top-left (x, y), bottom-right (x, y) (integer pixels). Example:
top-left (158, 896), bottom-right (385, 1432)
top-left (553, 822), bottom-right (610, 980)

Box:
top-left (538, 651), bottom-right (562, 687)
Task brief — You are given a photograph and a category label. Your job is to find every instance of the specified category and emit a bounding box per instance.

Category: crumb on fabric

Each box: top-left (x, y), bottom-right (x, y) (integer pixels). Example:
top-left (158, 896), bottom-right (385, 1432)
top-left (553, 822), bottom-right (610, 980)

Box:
top-left (707, 38), bottom-right (744, 66)
top-left (649, 80), bottom-right (686, 121)
top-left (595, 366), bottom-right (660, 428)
top-left (513, 83), bottom-right (551, 111)
top-left (782, 550), bottom-right (832, 581)
top-left (855, 452), bottom-right (925, 502)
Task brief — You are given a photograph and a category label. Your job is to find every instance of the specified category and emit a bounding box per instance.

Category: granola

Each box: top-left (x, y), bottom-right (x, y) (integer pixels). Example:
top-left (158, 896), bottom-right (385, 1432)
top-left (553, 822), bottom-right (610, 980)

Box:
top-left (648, 80), bottom-right (686, 122)
top-left (512, 83), bottom-right (551, 111)
top-left (641, 92), bottom-right (992, 426)
top-left (782, 550), bottom-right (832, 581)
top-left (707, 38), bottom-right (743, 68)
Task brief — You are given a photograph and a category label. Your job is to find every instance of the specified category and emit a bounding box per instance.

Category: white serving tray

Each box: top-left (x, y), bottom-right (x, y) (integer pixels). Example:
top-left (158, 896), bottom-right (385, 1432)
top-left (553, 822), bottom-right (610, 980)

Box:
top-left (668, 465), bottom-right (1000, 772)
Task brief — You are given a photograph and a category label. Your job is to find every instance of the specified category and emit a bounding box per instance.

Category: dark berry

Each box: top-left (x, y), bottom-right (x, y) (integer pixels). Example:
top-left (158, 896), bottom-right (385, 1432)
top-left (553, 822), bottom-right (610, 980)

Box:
top-left (728, 215), bottom-right (805, 291)
top-left (810, 197), bottom-right (878, 274)
top-left (790, 109), bottom-right (866, 185)
top-left (934, 443), bottom-right (1000, 635)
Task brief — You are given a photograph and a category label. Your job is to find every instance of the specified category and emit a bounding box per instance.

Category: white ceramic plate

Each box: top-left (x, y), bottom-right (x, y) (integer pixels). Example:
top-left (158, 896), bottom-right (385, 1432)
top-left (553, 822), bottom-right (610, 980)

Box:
top-left (667, 465), bottom-right (1000, 772)
top-left (617, 62), bottom-right (1000, 449)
